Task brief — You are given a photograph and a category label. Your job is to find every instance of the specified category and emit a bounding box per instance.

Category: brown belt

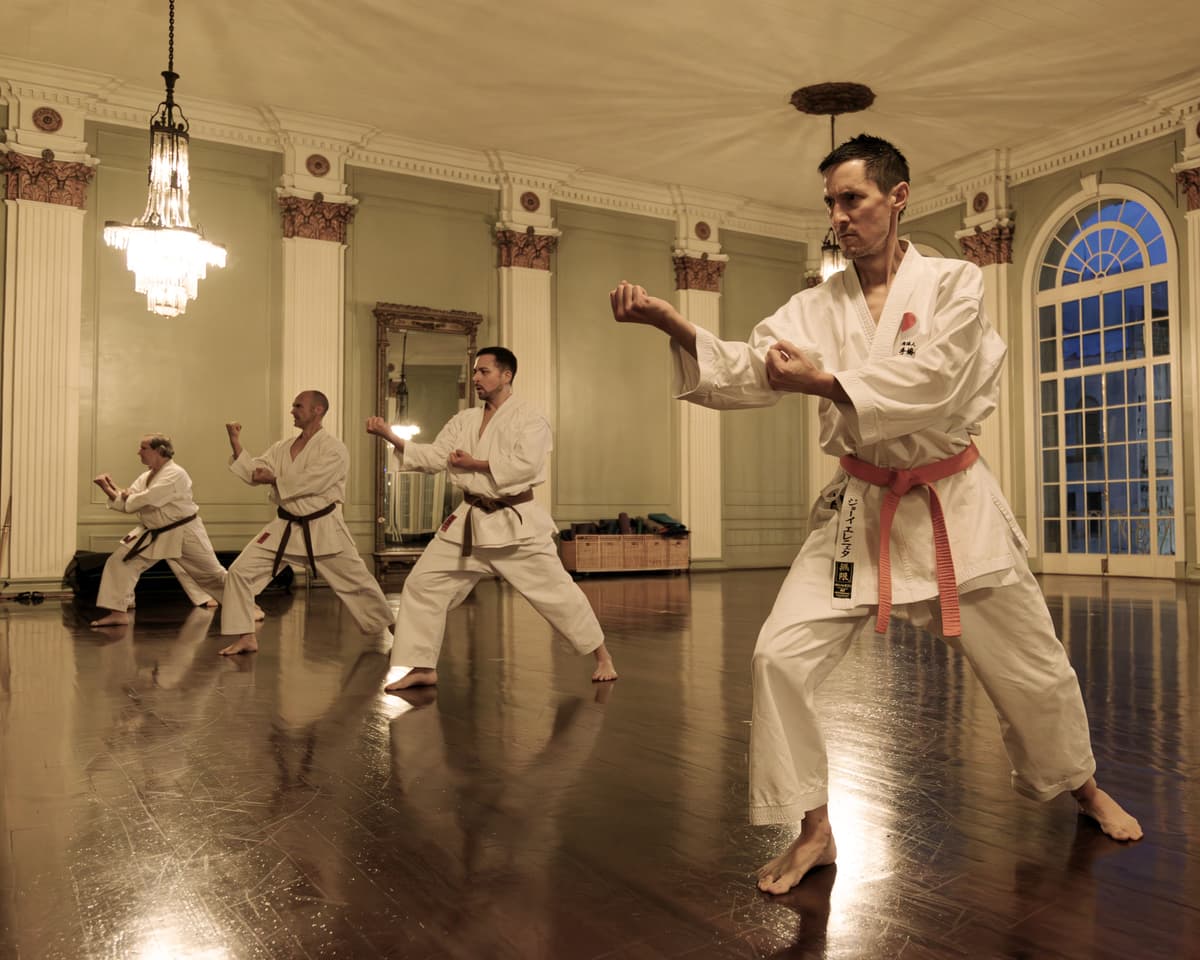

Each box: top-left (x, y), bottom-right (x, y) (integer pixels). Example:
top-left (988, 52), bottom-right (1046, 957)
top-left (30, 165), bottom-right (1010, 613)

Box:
top-left (460, 490), bottom-right (534, 557)
top-left (122, 514), bottom-right (197, 561)
top-left (274, 502), bottom-right (337, 576)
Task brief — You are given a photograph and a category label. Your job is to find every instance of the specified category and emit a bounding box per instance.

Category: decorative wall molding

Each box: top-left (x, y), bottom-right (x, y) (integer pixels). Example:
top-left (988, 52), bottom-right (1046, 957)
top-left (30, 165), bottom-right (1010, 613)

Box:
top-left (1176, 166), bottom-right (1200, 212)
top-left (0, 150), bottom-right (95, 207)
top-left (673, 254), bottom-right (726, 292)
top-left (278, 195), bottom-right (357, 243)
top-left (495, 228), bottom-right (558, 270)
top-left (957, 222), bottom-right (1014, 267)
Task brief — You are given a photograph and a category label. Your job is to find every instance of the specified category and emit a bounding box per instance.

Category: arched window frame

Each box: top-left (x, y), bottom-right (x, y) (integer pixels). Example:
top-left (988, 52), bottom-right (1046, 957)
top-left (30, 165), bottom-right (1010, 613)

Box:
top-left (1019, 181), bottom-right (1182, 575)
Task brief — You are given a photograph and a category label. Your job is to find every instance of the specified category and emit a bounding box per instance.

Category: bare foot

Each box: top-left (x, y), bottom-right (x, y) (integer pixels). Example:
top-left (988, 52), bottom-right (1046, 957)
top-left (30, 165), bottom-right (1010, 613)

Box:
top-left (385, 667), bottom-right (437, 692)
top-left (200, 599), bottom-right (219, 608)
top-left (1073, 778), bottom-right (1143, 841)
top-left (219, 634), bottom-right (259, 656)
top-left (592, 643), bottom-right (618, 682)
top-left (253, 605), bottom-right (265, 621)
top-left (757, 810), bottom-right (838, 895)
top-left (90, 611), bottom-right (131, 627)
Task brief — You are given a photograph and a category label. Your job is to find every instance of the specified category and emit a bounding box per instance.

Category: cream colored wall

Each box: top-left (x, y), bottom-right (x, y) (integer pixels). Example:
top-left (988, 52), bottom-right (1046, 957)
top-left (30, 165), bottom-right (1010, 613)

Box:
top-left (719, 231), bottom-right (809, 567)
top-left (344, 167), bottom-right (499, 531)
top-left (77, 123), bottom-right (282, 553)
top-left (551, 204), bottom-right (678, 524)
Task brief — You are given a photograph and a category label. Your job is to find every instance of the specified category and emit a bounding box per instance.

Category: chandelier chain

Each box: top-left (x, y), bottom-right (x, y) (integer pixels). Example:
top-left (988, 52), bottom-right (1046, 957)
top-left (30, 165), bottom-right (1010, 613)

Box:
top-left (167, 0), bottom-right (175, 74)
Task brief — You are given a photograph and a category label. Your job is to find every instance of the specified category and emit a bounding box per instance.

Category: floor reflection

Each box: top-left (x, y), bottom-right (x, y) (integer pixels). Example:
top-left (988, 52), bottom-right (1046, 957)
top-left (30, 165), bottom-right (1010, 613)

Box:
top-left (0, 572), bottom-right (1196, 958)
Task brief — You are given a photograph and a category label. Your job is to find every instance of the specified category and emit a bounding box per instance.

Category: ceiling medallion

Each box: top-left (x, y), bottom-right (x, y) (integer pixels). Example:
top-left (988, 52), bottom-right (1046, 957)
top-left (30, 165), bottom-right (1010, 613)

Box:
top-left (306, 154), bottom-right (330, 177)
top-left (973, 192), bottom-right (990, 213)
top-left (32, 107), bottom-right (63, 132)
top-left (519, 191), bottom-right (541, 213)
top-left (789, 82), bottom-right (875, 116)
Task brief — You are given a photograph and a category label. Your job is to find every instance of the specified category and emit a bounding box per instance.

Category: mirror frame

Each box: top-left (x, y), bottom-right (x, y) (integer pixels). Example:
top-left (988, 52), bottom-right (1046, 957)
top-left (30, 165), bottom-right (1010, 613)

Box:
top-left (372, 302), bottom-right (483, 577)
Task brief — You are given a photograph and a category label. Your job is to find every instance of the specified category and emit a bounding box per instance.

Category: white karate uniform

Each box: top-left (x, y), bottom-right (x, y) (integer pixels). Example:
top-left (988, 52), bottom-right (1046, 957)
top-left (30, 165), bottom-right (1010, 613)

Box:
top-left (96, 461), bottom-right (227, 612)
top-left (674, 244), bottom-right (1096, 824)
top-left (221, 429), bottom-right (392, 637)
top-left (389, 394), bottom-right (604, 668)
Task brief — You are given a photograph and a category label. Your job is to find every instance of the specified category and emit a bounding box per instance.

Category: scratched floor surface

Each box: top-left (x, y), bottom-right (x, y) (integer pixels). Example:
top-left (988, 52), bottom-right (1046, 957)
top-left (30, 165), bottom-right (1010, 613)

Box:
top-left (1, 570), bottom-right (1197, 959)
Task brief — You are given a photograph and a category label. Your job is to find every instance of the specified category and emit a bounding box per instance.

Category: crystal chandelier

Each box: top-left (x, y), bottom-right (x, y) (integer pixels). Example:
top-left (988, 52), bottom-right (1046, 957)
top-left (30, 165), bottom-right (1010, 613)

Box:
top-left (104, 0), bottom-right (225, 317)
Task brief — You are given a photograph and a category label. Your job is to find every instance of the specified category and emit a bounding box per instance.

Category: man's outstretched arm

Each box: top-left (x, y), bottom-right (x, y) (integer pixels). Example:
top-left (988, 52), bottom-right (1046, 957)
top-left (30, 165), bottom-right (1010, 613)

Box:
top-left (610, 281), bottom-right (697, 359)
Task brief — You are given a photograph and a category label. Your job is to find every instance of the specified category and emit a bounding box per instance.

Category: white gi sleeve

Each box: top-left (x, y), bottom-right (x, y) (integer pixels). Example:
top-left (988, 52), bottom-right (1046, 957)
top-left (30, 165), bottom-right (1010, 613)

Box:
top-left (399, 414), bottom-right (463, 474)
top-left (488, 413), bottom-right (551, 490)
top-left (274, 439), bottom-right (347, 502)
top-left (121, 469), bottom-right (185, 512)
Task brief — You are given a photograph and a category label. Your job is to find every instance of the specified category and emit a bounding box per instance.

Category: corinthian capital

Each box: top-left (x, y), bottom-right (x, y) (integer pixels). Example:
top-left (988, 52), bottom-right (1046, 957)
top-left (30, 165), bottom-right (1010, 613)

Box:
top-left (672, 254), bottom-right (726, 293)
top-left (496, 229), bottom-right (558, 270)
top-left (958, 222), bottom-right (1014, 267)
top-left (1, 150), bottom-right (95, 208)
top-left (278, 195), bottom-right (357, 243)
top-left (1177, 167), bottom-right (1200, 212)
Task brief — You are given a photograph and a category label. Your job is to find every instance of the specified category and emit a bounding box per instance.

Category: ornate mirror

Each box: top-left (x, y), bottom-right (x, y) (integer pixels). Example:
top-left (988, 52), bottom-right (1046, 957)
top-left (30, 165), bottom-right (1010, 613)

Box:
top-left (373, 302), bottom-right (483, 578)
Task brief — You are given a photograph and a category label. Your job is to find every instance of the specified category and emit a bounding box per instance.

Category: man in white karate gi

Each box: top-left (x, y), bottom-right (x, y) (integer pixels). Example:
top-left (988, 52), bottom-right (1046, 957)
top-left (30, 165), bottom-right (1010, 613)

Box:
top-left (610, 134), bottom-right (1141, 895)
top-left (366, 347), bottom-right (618, 690)
top-left (218, 390), bottom-right (393, 656)
top-left (91, 434), bottom-right (227, 626)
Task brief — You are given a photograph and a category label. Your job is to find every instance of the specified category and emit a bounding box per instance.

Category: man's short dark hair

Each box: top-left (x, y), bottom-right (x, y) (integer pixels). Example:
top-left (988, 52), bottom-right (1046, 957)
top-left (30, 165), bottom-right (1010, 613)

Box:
top-left (818, 134), bottom-right (910, 194)
top-left (476, 346), bottom-right (517, 381)
top-left (305, 390), bottom-right (330, 416)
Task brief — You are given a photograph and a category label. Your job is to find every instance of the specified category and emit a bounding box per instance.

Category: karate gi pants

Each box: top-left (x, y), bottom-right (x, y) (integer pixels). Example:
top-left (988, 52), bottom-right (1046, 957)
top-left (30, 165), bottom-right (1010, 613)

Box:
top-left (96, 525), bottom-right (227, 613)
top-left (749, 533), bottom-right (1097, 826)
top-left (220, 546), bottom-right (392, 637)
top-left (389, 535), bottom-right (604, 668)
top-left (125, 560), bottom-right (215, 608)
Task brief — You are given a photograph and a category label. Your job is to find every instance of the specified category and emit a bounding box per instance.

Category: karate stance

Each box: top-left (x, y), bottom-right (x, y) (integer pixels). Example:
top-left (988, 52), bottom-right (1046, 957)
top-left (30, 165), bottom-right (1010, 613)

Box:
top-left (367, 347), bottom-right (617, 690)
top-left (218, 390), bottom-right (393, 656)
top-left (610, 134), bottom-right (1141, 895)
top-left (91, 434), bottom-right (227, 626)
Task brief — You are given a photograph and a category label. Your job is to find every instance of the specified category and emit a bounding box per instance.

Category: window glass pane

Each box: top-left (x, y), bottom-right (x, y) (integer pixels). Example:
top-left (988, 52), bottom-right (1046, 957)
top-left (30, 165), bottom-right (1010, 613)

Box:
top-left (1124, 286), bottom-right (1144, 323)
top-left (1131, 482), bottom-right (1150, 515)
top-left (1040, 380), bottom-right (1058, 413)
top-left (1042, 450), bottom-right (1059, 483)
top-left (1084, 413), bottom-right (1104, 445)
top-left (1125, 323), bottom-right (1145, 359)
top-left (1040, 340), bottom-right (1058, 373)
top-left (1156, 480), bottom-right (1173, 514)
top-left (1107, 445), bottom-right (1127, 480)
top-left (1065, 446), bottom-right (1083, 481)
top-left (1127, 405), bottom-right (1147, 441)
top-left (1131, 518), bottom-right (1151, 554)
top-left (1081, 333), bottom-right (1101, 366)
top-left (1042, 415), bottom-right (1059, 447)
top-left (1126, 368), bottom-right (1146, 403)
top-left (1063, 337), bottom-right (1081, 369)
top-left (1155, 440), bottom-right (1172, 476)
top-left (1044, 520), bottom-right (1061, 553)
top-left (1087, 514), bottom-right (1106, 553)
top-left (1039, 305), bottom-right (1057, 337)
top-left (1066, 484), bottom-right (1085, 517)
top-left (1152, 364), bottom-right (1170, 401)
top-left (1062, 300), bottom-right (1080, 334)
top-left (1118, 202), bottom-right (1147, 229)
top-left (1154, 402), bottom-right (1171, 439)
top-left (1109, 519), bottom-right (1129, 554)
top-left (1081, 296), bottom-right (1100, 331)
top-left (1129, 442), bottom-right (1149, 478)
top-left (1068, 519), bottom-right (1087, 552)
top-left (1065, 413), bottom-right (1083, 446)
top-left (1102, 290), bottom-right (1122, 326)
top-left (1043, 486), bottom-right (1060, 518)
top-left (1157, 519), bottom-right (1175, 556)
top-left (1104, 328), bottom-right (1124, 363)
top-left (1105, 408), bottom-right (1125, 442)
top-left (1063, 270), bottom-right (1080, 286)
top-left (1108, 481), bottom-right (1128, 514)
top-left (1151, 320), bottom-right (1169, 356)
top-left (1085, 445), bottom-right (1105, 479)
top-left (1064, 377), bottom-right (1082, 410)
top-left (1105, 371), bottom-right (1125, 404)
top-left (1083, 374), bottom-right (1102, 408)
top-left (1150, 281), bottom-right (1168, 318)
top-left (1147, 235), bottom-right (1167, 265)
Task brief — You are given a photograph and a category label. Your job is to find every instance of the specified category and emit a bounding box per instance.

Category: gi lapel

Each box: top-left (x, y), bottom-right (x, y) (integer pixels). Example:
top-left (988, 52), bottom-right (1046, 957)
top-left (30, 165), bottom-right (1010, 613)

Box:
top-left (869, 244), bottom-right (922, 362)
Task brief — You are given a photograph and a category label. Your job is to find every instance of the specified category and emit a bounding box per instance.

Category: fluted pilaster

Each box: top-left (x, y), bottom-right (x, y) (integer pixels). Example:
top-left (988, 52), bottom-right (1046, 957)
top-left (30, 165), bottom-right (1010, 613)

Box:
top-left (281, 236), bottom-right (347, 437)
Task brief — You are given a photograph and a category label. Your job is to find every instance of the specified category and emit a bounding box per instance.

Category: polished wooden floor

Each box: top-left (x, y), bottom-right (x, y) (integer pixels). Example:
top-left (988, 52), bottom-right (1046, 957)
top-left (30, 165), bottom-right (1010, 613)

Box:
top-left (1, 569), bottom-right (1197, 959)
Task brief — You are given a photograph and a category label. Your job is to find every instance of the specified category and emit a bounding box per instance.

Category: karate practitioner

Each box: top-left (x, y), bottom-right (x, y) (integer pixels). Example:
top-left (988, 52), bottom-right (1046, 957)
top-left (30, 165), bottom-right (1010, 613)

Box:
top-left (217, 390), bottom-right (393, 656)
top-left (366, 346), bottom-right (618, 690)
top-left (90, 434), bottom-right (227, 626)
top-left (609, 134), bottom-right (1141, 895)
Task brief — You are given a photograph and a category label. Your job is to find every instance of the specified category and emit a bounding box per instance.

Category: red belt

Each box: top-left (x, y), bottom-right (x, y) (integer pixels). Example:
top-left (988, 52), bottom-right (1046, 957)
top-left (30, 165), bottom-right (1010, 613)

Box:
top-left (838, 443), bottom-right (979, 637)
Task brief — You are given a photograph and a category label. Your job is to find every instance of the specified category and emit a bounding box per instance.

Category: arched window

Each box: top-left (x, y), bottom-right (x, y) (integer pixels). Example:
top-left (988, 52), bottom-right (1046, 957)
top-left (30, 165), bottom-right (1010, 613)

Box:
top-left (1034, 197), bottom-right (1176, 576)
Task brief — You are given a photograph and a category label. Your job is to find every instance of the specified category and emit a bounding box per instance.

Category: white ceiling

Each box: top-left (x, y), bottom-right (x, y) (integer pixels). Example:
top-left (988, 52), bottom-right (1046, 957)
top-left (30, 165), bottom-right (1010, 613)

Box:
top-left (3, 0), bottom-right (1199, 213)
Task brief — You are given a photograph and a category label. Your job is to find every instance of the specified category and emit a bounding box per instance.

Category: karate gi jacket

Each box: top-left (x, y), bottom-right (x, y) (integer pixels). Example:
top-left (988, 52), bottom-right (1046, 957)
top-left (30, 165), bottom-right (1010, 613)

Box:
top-left (397, 395), bottom-right (557, 549)
top-left (673, 243), bottom-right (1028, 611)
top-left (108, 461), bottom-right (205, 561)
top-left (232, 429), bottom-right (357, 558)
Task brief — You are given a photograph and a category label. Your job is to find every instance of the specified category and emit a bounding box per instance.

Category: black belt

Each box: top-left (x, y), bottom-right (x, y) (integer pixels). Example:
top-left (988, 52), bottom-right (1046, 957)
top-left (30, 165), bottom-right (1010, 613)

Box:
top-left (460, 490), bottom-right (533, 557)
top-left (122, 514), bottom-right (197, 561)
top-left (274, 503), bottom-right (337, 576)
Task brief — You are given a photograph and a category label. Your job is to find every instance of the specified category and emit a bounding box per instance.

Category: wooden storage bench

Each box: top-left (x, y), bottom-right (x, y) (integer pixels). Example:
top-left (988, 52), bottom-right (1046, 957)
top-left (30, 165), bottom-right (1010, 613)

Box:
top-left (558, 534), bottom-right (689, 574)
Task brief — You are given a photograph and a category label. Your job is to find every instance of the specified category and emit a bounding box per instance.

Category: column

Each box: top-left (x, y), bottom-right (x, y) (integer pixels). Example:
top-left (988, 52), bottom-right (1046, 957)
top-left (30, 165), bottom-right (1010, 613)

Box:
top-left (1, 102), bottom-right (96, 588)
top-left (955, 180), bottom-right (1016, 505)
top-left (672, 213), bottom-right (728, 562)
top-left (277, 145), bottom-right (356, 438)
top-left (1172, 148), bottom-right (1200, 574)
